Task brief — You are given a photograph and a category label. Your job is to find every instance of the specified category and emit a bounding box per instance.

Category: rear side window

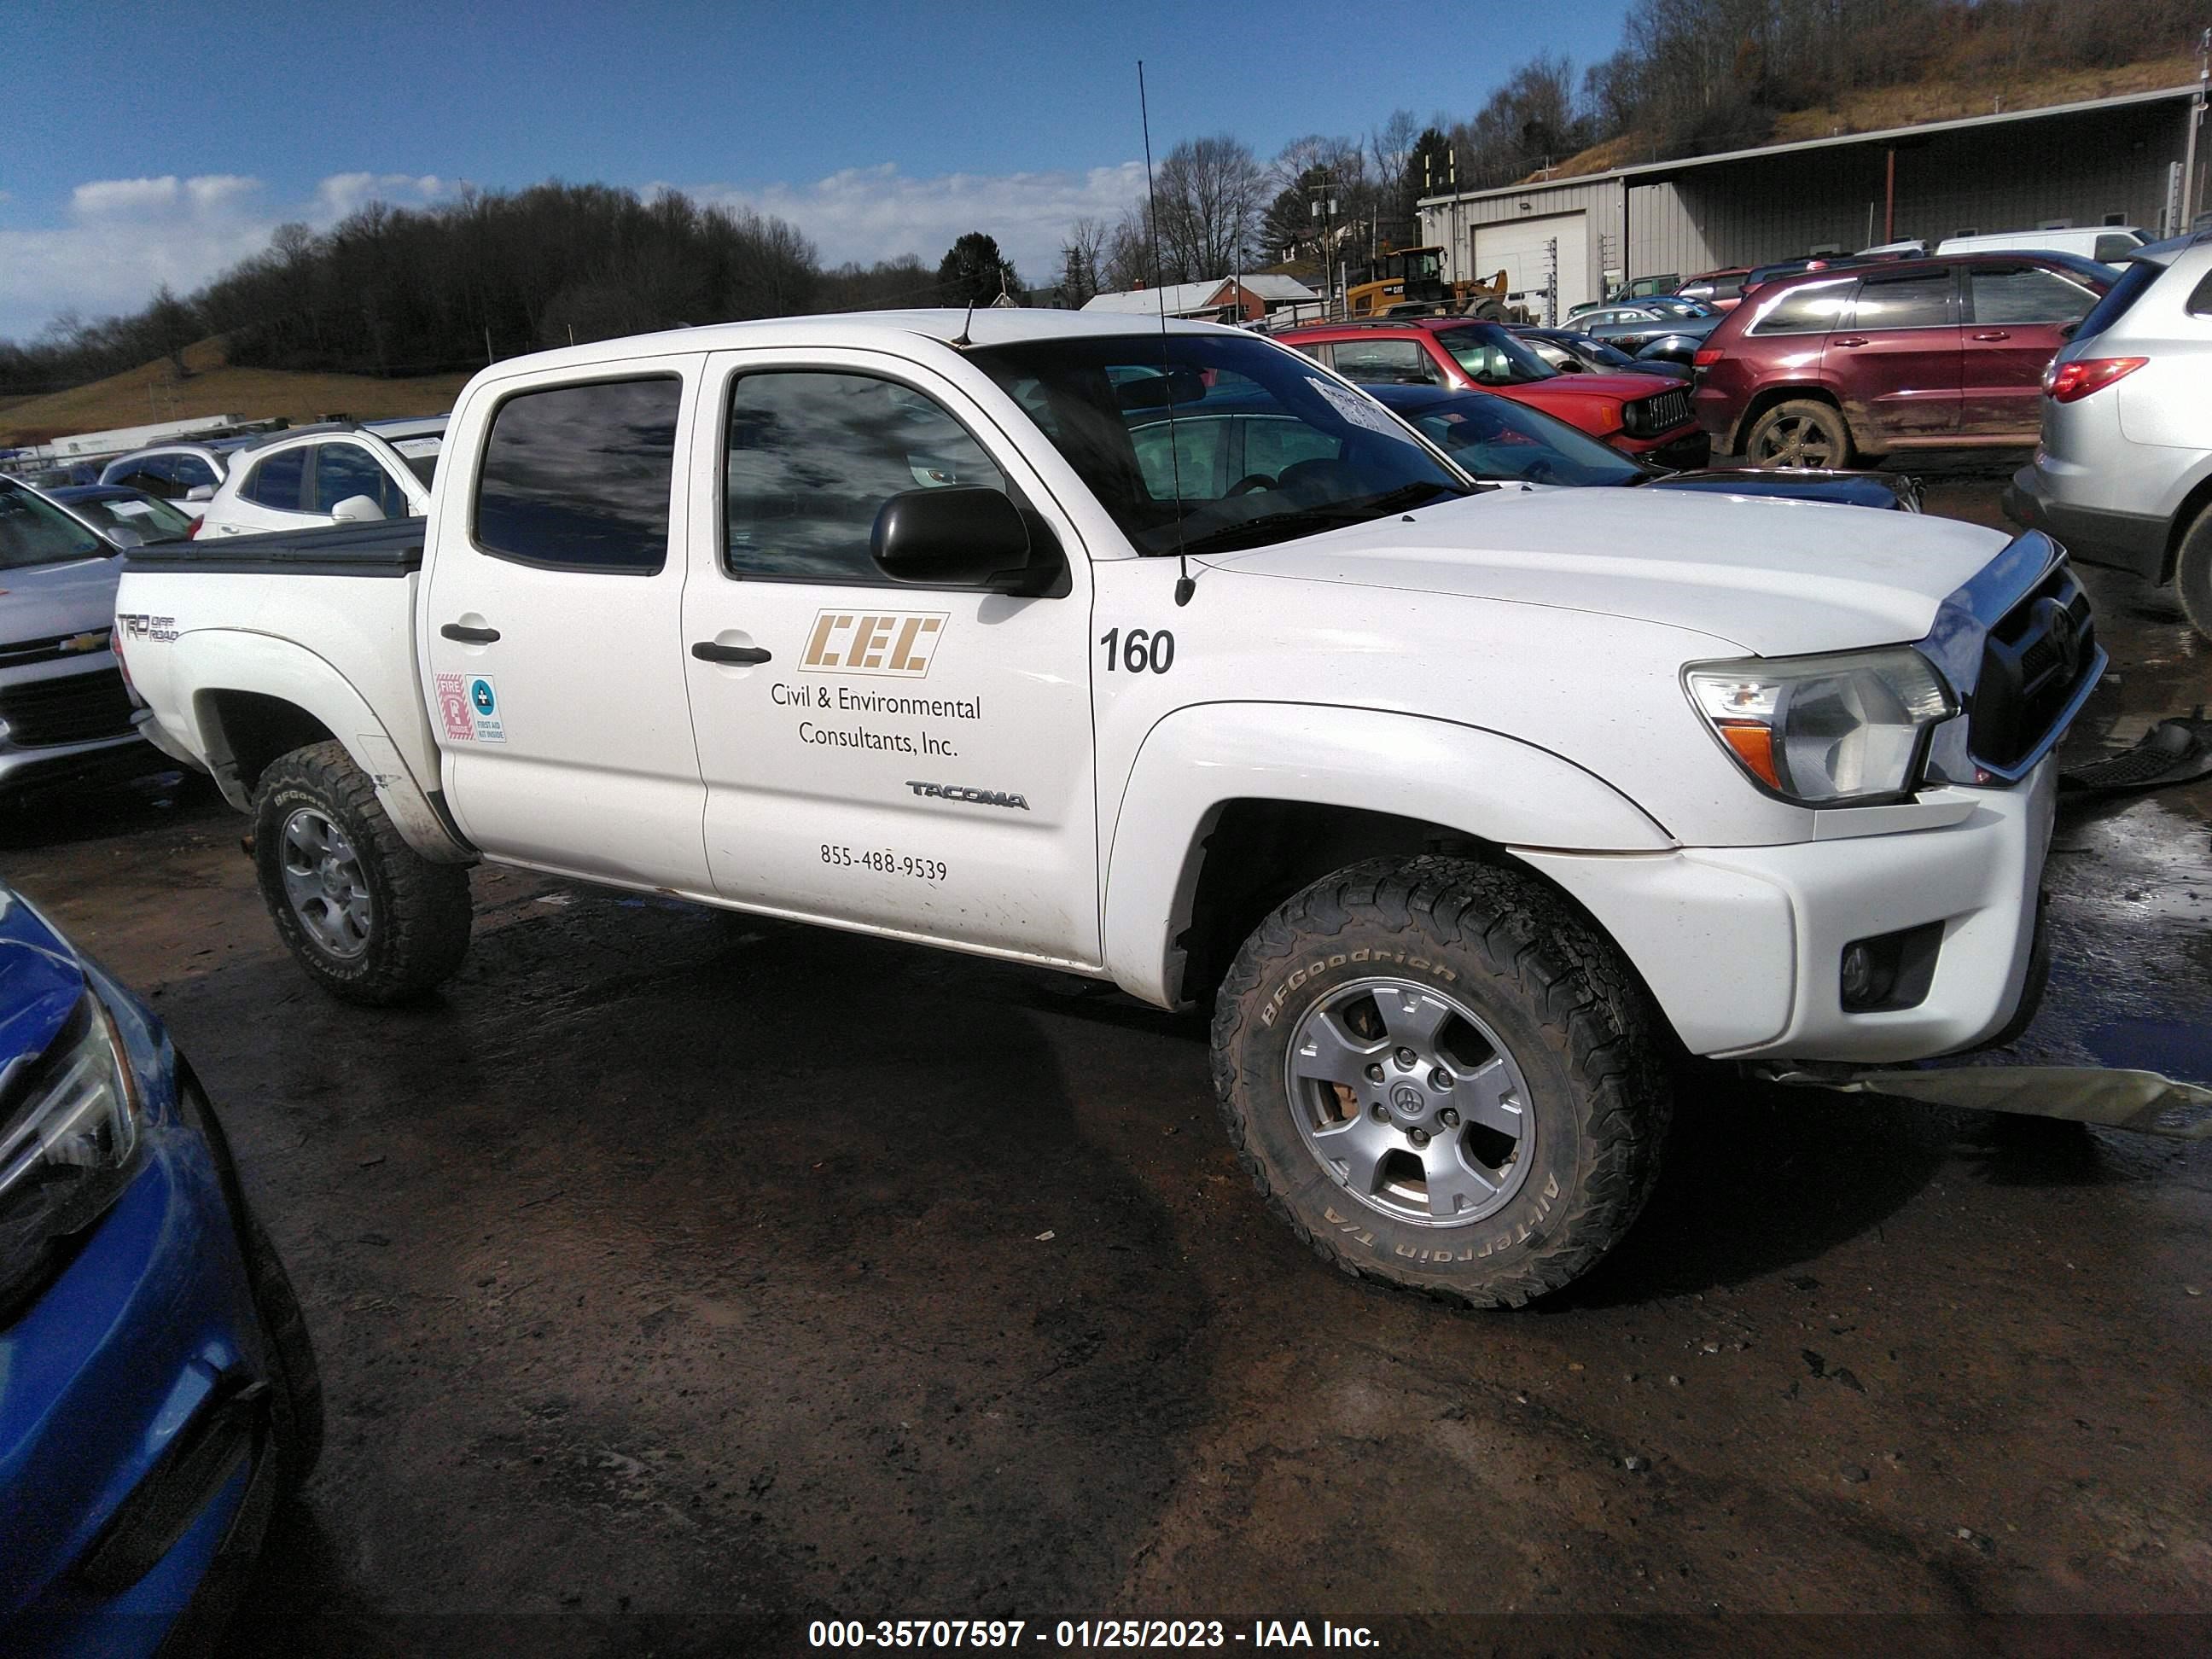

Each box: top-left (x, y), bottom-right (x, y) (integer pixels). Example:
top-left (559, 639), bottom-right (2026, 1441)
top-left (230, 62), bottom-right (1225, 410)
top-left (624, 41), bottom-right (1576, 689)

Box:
top-left (244, 449), bottom-right (307, 510)
top-left (2074, 259), bottom-right (2163, 341)
top-left (1851, 273), bottom-right (1955, 329)
top-left (1969, 267), bottom-right (2098, 325)
top-left (1747, 277), bottom-right (1858, 335)
top-left (474, 377), bottom-right (681, 573)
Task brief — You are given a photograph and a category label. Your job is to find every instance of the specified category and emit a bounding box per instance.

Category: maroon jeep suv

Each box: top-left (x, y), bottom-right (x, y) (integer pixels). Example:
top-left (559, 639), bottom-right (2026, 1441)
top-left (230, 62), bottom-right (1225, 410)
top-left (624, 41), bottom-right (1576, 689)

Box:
top-left (1691, 252), bottom-right (2113, 466)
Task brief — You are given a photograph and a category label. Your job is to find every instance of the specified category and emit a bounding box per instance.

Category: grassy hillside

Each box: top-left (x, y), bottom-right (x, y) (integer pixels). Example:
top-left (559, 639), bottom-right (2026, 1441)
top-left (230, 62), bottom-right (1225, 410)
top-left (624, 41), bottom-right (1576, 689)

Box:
top-left (1, 338), bottom-right (469, 447)
top-left (1541, 54), bottom-right (2198, 181)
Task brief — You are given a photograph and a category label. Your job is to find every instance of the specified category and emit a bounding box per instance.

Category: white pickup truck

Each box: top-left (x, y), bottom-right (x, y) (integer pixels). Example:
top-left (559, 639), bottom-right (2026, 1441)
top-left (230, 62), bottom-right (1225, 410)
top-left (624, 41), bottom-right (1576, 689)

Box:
top-left (114, 308), bottom-right (2104, 1307)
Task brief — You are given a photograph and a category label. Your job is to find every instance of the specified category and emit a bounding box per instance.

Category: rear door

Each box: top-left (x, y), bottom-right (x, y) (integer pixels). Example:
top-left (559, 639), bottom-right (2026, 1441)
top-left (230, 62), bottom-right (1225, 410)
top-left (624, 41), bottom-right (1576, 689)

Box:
top-left (420, 360), bottom-right (713, 894)
top-left (1960, 262), bottom-right (2102, 438)
top-left (1827, 268), bottom-right (1962, 441)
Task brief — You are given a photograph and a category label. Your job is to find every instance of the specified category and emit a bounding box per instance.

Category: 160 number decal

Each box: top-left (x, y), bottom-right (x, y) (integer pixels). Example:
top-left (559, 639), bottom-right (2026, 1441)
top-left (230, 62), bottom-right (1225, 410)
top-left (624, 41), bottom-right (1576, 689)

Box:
top-left (1099, 627), bottom-right (1175, 674)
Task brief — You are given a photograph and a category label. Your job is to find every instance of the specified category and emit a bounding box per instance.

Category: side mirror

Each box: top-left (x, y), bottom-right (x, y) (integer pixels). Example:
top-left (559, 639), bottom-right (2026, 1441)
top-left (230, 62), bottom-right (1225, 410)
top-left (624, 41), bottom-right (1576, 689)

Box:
top-left (330, 494), bottom-right (387, 523)
top-left (184, 484), bottom-right (215, 503)
top-left (106, 527), bottom-right (144, 551)
top-left (870, 487), bottom-right (1061, 595)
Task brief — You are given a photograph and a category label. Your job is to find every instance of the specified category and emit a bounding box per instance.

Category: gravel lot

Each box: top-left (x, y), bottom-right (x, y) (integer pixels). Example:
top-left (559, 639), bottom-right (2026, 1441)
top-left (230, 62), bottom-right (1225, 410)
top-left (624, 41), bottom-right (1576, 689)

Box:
top-left (7, 463), bottom-right (2207, 1653)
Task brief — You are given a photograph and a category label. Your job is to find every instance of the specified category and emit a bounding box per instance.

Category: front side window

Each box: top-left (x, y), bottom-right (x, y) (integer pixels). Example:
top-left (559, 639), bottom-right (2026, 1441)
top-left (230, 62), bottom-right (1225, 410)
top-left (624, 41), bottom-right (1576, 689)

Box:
top-left (311, 443), bottom-right (411, 515)
top-left (1747, 277), bottom-right (1860, 335)
top-left (1435, 327), bottom-right (1554, 387)
top-left (108, 455), bottom-right (174, 497)
top-left (1969, 267), bottom-right (2098, 326)
top-left (244, 448), bottom-right (308, 510)
top-left (724, 371), bottom-right (1009, 582)
top-left (171, 455), bottom-right (218, 491)
top-left (1851, 273), bottom-right (1955, 330)
top-left (475, 377), bottom-right (680, 573)
top-left (0, 484), bottom-right (107, 569)
top-left (969, 333), bottom-right (1464, 558)
top-left (1328, 338), bottom-right (1442, 386)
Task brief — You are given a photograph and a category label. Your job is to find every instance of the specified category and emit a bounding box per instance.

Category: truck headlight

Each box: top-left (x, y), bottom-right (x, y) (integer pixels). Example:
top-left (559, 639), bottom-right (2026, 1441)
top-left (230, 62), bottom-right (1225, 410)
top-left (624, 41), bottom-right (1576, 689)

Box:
top-left (0, 991), bottom-right (145, 1308)
top-left (1684, 647), bottom-right (1957, 806)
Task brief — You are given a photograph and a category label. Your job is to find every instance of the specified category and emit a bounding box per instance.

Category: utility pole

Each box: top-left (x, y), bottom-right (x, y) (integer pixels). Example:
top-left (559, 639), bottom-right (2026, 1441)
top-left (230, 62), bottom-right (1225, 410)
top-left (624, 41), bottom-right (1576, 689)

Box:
top-left (1307, 172), bottom-right (1339, 319)
top-left (2187, 26), bottom-right (2211, 230)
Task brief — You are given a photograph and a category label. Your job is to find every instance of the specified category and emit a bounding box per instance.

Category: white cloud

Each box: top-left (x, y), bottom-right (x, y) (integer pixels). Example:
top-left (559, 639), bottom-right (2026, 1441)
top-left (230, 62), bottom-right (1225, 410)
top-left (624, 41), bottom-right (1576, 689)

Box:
top-left (693, 160), bottom-right (1147, 284)
top-left (0, 172), bottom-right (457, 343)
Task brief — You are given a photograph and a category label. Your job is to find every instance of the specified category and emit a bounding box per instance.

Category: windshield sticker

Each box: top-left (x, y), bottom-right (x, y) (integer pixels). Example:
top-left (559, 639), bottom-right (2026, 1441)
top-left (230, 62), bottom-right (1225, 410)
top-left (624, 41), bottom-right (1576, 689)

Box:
top-left (435, 672), bottom-right (506, 743)
top-left (1305, 375), bottom-right (1403, 437)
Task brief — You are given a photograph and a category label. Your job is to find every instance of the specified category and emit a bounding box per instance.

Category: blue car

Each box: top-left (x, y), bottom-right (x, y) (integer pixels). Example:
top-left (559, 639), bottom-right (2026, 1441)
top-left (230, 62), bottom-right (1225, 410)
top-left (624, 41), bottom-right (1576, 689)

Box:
top-left (0, 884), bottom-right (319, 1654)
top-left (1366, 384), bottom-right (1921, 510)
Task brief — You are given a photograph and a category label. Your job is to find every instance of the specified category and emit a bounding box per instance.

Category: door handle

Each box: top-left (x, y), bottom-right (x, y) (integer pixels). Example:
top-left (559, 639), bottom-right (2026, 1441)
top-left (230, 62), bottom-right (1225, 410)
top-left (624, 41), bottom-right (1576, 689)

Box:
top-left (440, 622), bottom-right (501, 643)
top-left (1831, 335), bottom-right (1869, 347)
top-left (1971, 329), bottom-right (2011, 341)
top-left (691, 641), bottom-right (772, 665)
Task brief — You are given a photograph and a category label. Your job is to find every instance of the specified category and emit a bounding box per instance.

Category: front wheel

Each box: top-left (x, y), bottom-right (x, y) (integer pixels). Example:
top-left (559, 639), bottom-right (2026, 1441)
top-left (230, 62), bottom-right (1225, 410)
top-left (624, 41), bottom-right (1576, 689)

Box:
top-left (2176, 504), bottom-right (2212, 643)
top-left (252, 741), bottom-right (472, 1004)
top-left (1743, 399), bottom-right (1852, 469)
top-left (1211, 858), bottom-right (1671, 1308)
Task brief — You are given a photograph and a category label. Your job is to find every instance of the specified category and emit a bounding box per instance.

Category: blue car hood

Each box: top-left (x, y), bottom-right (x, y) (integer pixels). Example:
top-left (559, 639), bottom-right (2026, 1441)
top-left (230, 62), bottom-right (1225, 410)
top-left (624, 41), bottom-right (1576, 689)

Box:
top-left (0, 889), bottom-right (86, 1099)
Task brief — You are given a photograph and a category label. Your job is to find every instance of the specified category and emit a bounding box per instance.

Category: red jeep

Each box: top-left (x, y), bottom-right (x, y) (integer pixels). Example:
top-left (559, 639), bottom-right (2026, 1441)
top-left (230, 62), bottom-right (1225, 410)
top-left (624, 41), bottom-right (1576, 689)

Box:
top-left (1691, 252), bottom-right (2113, 466)
top-left (1275, 317), bottom-right (1707, 467)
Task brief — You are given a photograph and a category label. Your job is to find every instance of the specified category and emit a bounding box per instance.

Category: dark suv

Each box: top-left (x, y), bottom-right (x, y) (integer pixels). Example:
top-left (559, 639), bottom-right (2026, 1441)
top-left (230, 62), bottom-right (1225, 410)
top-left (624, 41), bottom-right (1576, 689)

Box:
top-left (1692, 252), bottom-right (2113, 466)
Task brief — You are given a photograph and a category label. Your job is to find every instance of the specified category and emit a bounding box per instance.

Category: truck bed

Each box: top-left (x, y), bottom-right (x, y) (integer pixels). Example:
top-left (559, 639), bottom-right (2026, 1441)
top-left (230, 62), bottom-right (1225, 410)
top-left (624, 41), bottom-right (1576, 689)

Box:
top-left (124, 519), bottom-right (424, 577)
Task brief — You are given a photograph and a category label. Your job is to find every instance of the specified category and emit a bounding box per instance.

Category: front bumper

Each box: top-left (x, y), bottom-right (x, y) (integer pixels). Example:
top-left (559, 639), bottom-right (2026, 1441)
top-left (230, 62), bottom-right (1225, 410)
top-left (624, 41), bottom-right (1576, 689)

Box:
top-left (1617, 427), bottom-right (1711, 469)
top-left (0, 983), bottom-right (279, 1658)
top-left (1516, 756), bottom-right (2059, 1063)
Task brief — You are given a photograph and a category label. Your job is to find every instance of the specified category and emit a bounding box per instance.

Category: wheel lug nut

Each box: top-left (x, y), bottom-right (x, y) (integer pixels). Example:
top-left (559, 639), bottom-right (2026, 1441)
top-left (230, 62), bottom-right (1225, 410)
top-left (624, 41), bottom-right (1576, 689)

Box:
top-left (1408, 1127), bottom-right (1430, 1147)
top-left (1365, 1063), bottom-right (1385, 1083)
top-left (1430, 1068), bottom-right (1452, 1090)
top-left (1371, 1103), bottom-right (1388, 1122)
top-left (1394, 1047), bottom-right (1417, 1068)
top-left (1439, 1108), bottom-right (1459, 1128)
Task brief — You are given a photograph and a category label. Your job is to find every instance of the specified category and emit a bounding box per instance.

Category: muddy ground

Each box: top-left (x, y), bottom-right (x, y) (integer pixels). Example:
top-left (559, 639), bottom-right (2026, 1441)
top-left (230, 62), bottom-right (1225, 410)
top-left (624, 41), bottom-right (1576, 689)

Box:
top-left (6, 466), bottom-right (2209, 1654)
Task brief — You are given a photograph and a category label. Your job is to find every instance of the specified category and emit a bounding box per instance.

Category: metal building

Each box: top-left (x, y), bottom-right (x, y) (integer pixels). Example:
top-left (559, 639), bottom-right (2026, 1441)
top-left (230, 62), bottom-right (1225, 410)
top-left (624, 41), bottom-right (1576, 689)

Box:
top-left (1418, 85), bottom-right (2203, 311)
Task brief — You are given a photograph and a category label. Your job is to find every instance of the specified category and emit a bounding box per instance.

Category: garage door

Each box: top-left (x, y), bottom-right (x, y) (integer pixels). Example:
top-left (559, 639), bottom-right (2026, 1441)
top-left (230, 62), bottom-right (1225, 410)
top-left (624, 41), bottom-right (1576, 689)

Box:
top-left (1473, 212), bottom-right (1589, 322)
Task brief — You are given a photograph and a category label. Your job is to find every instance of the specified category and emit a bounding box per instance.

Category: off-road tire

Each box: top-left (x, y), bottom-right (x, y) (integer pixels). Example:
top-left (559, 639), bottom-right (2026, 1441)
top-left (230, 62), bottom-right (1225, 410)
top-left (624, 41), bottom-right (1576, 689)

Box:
top-left (1211, 857), bottom-right (1671, 1308)
top-left (252, 741), bottom-right (471, 1004)
top-left (2177, 504), bottom-right (2212, 643)
top-left (1743, 398), bottom-right (1854, 469)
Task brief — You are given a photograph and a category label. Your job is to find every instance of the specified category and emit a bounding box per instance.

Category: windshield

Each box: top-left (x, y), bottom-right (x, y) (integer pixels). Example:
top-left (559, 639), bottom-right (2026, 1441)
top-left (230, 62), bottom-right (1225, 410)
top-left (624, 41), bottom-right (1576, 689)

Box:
top-left (1395, 392), bottom-right (1644, 488)
top-left (393, 436), bottom-right (441, 488)
top-left (1433, 327), bottom-right (1557, 386)
top-left (969, 334), bottom-right (1467, 557)
top-left (0, 483), bottom-right (108, 569)
top-left (1564, 334), bottom-right (1640, 370)
top-left (61, 492), bottom-right (194, 543)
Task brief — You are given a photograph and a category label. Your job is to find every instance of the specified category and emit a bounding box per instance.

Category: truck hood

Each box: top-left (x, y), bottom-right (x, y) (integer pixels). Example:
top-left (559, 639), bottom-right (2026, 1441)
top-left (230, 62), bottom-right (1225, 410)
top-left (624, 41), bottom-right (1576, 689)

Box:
top-left (1506, 372), bottom-right (1679, 405)
top-left (1, 555), bottom-right (122, 649)
top-left (1202, 485), bottom-right (2010, 655)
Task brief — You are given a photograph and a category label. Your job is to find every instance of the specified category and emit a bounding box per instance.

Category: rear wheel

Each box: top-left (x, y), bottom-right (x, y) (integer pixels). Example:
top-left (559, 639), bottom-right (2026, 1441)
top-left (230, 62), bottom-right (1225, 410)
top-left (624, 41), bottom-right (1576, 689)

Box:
top-left (1210, 857), bottom-right (1672, 1308)
top-left (2177, 504), bottom-right (2212, 643)
top-left (1744, 399), bottom-right (1852, 469)
top-left (252, 742), bottom-right (472, 1004)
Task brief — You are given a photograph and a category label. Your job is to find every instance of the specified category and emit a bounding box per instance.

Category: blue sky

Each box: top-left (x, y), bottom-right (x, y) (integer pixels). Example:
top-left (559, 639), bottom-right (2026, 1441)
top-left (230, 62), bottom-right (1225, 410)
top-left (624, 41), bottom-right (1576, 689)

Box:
top-left (0, 0), bottom-right (1634, 342)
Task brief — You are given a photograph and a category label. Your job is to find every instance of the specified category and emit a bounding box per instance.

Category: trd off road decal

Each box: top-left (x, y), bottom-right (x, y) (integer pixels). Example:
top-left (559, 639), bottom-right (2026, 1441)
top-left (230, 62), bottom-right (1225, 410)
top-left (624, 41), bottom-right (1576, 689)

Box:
top-left (435, 672), bottom-right (505, 744)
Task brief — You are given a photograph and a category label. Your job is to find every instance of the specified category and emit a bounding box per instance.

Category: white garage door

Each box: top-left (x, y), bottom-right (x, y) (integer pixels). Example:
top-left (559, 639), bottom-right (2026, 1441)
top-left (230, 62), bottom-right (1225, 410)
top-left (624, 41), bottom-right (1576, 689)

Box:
top-left (1473, 212), bottom-right (1589, 322)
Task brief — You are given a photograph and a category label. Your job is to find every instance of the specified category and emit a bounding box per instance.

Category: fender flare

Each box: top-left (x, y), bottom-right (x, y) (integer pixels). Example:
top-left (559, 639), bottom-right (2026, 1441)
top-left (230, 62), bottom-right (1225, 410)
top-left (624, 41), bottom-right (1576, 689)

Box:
top-left (1100, 701), bottom-right (1673, 1005)
top-left (170, 630), bottom-right (473, 863)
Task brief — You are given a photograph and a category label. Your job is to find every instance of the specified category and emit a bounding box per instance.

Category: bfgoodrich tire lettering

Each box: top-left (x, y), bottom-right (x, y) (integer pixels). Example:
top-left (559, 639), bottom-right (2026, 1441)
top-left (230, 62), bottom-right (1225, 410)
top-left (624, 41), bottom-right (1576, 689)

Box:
top-left (1211, 857), bottom-right (1671, 1308)
top-left (252, 741), bottom-right (472, 1004)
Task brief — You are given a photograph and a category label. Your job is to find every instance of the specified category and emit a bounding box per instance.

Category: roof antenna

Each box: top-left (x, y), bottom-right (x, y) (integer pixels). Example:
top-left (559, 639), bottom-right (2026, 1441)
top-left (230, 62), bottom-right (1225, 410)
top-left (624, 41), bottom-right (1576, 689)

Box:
top-left (1139, 61), bottom-right (1196, 607)
top-left (952, 287), bottom-right (978, 349)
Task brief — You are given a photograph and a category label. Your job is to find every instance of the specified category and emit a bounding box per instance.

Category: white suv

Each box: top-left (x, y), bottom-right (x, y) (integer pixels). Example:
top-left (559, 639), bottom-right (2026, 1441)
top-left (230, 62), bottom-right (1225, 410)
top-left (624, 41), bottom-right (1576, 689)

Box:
top-left (2006, 230), bottom-right (2212, 638)
top-left (195, 422), bottom-right (441, 538)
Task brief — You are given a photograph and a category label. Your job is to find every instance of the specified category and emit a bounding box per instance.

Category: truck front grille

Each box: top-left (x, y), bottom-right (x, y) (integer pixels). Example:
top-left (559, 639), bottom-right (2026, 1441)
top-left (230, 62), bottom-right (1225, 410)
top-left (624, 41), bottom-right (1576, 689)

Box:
top-left (0, 668), bottom-right (137, 748)
top-left (1969, 562), bottom-right (2098, 772)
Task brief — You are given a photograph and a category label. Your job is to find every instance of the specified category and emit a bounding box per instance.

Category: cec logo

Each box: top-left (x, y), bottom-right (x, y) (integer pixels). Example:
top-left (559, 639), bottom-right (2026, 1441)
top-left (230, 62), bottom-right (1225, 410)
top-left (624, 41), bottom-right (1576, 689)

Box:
top-left (800, 611), bottom-right (946, 678)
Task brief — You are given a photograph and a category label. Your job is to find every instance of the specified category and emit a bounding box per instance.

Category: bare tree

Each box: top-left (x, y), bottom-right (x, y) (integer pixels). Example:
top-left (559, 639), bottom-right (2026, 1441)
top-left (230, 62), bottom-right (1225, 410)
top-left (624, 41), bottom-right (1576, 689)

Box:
top-left (1153, 135), bottom-right (1266, 282)
top-left (1058, 217), bottom-right (1109, 306)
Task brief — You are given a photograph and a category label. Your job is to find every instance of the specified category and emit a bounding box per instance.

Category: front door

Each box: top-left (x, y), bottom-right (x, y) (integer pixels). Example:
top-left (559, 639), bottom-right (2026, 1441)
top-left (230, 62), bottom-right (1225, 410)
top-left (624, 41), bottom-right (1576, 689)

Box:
top-left (679, 348), bottom-right (1100, 965)
top-left (1826, 268), bottom-right (1962, 442)
top-left (1959, 262), bottom-right (2102, 439)
top-left (421, 360), bottom-right (714, 894)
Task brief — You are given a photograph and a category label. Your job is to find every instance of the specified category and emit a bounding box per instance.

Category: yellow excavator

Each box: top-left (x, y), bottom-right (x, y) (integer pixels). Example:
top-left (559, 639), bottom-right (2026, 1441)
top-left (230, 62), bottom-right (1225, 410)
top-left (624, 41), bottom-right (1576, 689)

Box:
top-left (1343, 245), bottom-right (1515, 320)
